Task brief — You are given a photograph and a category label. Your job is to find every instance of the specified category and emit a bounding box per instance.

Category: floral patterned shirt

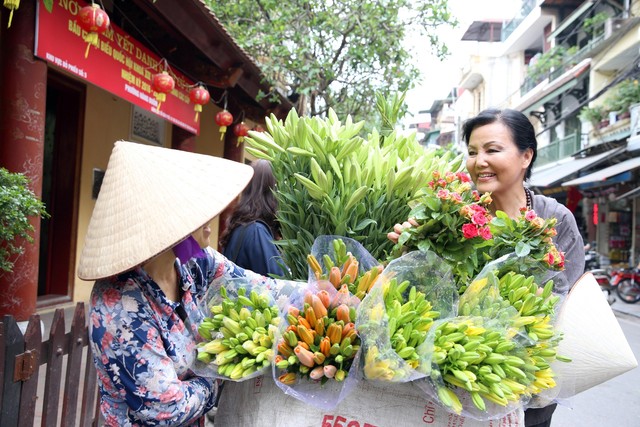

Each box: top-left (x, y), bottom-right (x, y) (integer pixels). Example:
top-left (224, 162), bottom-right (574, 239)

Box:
top-left (89, 247), bottom-right (274, 426)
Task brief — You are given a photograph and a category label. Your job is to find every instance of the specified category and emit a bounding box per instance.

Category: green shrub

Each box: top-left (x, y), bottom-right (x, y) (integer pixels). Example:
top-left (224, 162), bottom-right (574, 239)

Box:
top-left (0, 168), bottom-right (48, 273)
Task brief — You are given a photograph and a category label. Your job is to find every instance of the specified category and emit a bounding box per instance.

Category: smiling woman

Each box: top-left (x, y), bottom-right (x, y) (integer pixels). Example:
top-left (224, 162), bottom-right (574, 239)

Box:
top-left (461, 108), bottom-right (585, 427)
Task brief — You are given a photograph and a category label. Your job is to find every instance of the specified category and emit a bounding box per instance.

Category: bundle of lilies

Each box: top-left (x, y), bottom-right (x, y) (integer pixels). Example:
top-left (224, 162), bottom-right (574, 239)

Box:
top-left (275, 284), bottom-right (360, 385)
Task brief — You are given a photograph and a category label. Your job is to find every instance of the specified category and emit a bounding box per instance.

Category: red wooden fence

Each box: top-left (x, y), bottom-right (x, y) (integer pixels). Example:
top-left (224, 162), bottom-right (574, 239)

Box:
top-left (0, 303), bottom-right (99, 426)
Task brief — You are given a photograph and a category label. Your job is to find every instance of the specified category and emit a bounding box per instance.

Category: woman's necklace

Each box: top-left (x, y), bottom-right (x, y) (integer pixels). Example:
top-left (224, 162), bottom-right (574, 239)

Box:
top-left (525, 188), bottom-right (533, 211)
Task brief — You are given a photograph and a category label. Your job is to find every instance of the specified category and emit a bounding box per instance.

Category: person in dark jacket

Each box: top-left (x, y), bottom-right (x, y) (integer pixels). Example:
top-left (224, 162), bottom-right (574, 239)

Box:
top-left (220, 159), bottom-right (286, 277)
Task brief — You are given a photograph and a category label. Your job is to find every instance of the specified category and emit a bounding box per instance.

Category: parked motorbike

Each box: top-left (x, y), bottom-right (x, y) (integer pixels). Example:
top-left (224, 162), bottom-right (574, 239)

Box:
top-left (584, 247), bottom-right (600, 271)
top-left (590, 268), bottom-right (615, 305)
top-left (614, 267), bottom-right (640, 304)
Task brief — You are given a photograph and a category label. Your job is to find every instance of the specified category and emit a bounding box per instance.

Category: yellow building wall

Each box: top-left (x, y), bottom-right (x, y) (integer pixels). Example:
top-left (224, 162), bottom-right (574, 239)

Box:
top-left (73, 83), bottom-right (241, 303)
top-left (591, 20), bottom-right (640, 108)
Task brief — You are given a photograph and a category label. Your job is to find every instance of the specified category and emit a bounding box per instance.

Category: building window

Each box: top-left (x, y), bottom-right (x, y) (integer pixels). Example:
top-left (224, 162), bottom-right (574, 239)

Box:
top-left (131, 106), bottom-right (164, 146)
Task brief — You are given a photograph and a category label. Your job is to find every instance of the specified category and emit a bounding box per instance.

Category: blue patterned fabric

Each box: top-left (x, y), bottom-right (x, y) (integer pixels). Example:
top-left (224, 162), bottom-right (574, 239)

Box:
top-left (89, 247), bottom-right (274, 426)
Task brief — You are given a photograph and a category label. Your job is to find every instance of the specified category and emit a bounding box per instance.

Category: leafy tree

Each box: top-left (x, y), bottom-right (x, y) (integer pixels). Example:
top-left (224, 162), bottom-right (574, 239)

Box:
top-left (0, 168), bottom-right (48, 273)
top-left (206, 0), bottom-right (457, 121)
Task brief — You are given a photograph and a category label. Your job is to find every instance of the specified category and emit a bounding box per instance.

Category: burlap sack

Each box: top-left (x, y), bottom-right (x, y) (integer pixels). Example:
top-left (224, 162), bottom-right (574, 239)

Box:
top-left (214, 375), bottom-right (524, 427)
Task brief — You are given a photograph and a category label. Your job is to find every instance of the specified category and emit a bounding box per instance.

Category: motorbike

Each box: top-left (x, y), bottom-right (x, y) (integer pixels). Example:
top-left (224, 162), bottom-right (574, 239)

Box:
top-left (584, 247), bottom-right (600, 270)
top-left (614, 266), bottom-right (640, 304)
top-left (590, 268), bottom-right (615, 305)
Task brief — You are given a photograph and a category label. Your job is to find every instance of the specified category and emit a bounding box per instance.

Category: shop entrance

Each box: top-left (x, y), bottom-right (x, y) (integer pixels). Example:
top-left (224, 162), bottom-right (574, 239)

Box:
top-left (37, 71), bottom-right (84, 306)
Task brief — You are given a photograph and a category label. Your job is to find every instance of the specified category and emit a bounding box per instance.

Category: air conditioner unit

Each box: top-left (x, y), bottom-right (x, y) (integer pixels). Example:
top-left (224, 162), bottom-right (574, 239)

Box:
top-left (604, 18), bottom-right (627, 39)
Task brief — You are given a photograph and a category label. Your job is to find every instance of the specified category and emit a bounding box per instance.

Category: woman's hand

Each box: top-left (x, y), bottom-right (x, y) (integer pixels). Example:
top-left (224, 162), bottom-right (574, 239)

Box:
top-left (387, 218), bottom-right (419, 244)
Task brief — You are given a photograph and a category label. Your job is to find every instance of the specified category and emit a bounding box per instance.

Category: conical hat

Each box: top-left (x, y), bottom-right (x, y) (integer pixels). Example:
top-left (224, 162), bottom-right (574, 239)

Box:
top-left (552, 272), bottom-right (637, 398)
top-left (77, 141), bottom-right (253, 280)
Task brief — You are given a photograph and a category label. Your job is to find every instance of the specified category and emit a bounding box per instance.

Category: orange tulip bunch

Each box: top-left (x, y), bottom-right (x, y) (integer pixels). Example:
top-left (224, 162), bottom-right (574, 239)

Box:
top-left (275, 285), bottom-right (360, 385)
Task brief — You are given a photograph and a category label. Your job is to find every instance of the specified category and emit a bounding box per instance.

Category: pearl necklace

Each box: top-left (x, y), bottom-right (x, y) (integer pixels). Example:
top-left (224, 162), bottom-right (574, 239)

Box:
top-left (525, 188), bottom-right (533, 211)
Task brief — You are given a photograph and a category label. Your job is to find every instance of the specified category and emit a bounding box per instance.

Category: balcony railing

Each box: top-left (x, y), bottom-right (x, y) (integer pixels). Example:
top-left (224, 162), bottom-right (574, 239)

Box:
top-left (501, 0), bottom-right (538, 41)
top-left (536, 133), bottom-right (581, 167)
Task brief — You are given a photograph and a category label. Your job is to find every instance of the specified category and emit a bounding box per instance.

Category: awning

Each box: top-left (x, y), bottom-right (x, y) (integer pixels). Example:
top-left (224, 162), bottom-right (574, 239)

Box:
top-left (529, 147), bottom-right (625, 187)
top-left (616, 186), bottom-right (640, 201)
top-left (563, 156), bottom-right (640, 186)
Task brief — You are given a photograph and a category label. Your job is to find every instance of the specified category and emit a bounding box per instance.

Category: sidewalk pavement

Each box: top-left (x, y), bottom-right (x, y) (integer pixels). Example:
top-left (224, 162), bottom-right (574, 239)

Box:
top-left (610, 296), bottom-right (640, 319)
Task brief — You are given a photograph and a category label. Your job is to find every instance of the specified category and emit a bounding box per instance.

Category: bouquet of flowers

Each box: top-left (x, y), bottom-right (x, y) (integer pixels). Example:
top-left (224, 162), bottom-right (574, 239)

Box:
top-left (272, 236), bottom-right (379, 410)
top-left (390, 171), bottom-right (493, 291)
top-left (194, 278), bottom-right (281, 381)
top-left (356, 250), bottom-right (457, 382)
top-left (391, 170), bottom-right (564, 293)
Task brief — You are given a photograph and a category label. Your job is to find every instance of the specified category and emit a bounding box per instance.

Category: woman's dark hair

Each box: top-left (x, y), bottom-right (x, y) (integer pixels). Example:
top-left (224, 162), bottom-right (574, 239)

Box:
top-left (219, 159), bottom-right (280, 249)
top-left (462, 108), bottom-right (538, 180)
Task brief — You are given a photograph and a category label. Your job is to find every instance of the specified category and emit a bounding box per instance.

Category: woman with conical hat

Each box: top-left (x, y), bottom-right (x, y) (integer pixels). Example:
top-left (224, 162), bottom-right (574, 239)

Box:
top-left (78, 141), bottom-right (274, 426)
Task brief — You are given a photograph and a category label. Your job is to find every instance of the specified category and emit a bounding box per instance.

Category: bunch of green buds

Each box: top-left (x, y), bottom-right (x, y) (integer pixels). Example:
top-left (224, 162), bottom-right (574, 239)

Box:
top-left (429, 317), bottom-right (538, 414)
top-left (197, 286), bottom-right (280, 380)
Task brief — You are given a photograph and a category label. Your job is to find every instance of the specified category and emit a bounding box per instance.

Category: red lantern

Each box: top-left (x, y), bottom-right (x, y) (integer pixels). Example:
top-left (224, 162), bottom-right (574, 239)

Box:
top-left (77, 3), bottom-right (110, 58)
top-left (189, 85), bottom-right (210, 122)
top-left (234, 122), bottom-right (250, 146)
top-left (215, 110), bottom-right (234, 141)
top-left (152, 71), bottom-right (175, 112)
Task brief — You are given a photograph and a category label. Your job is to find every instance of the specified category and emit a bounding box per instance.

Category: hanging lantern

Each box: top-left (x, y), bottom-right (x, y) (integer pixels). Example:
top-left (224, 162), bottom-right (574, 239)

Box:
top-left (77, 3), bottom-right (110, 58)
top-left (215, 110), bottom-right (233, 141)
top-left (189, 85), bottom-right (210, 122)
top-left (152, 71), bottom-right (175, 112)
top-left (234, 122), bottom-right (250, 146)
top-left (3, 0), bottom-right (19, 28)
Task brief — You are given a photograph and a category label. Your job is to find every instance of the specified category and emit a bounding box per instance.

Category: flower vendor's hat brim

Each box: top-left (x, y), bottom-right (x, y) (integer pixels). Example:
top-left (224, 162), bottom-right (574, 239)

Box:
top-left (77, 140), bottom-right (253, 280)
top-left (553, 272), bottom-right (637, 397)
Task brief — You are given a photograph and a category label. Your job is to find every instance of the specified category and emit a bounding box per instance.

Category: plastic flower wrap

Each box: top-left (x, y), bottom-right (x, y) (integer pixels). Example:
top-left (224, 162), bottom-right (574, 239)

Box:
top-left (194, 278), bottom-right (281, 381)
top-left (271, 235), bottom-right (378, 410)
top-left (418, 316), bottom-right (533, 420)
top-left (390, 171), bottom-right (494, 291)
top-left (273, 281), bottom-right (362, 410)
top-left (357, 251), bottom-right (457, 382)
top-left (417, 255), bottom-right (569, 419)
top-left (306, 236), bottom-right (382, 299)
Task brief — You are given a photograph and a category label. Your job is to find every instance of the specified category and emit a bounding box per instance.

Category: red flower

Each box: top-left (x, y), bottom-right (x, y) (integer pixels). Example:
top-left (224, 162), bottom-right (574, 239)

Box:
top-left (558, 252), bottom-right (566, 268)
top-left (478, 226), bottom-right (492, 240)
top-left (456, 172), bottom-right (472, 183)
top-left (525, 210), bottom-right (537, 221)
top-left (462, 223), bottom-right (479, 239)
top-left (472, 211), bottom-right (489, 226)
top-left (545, 252), bottom-right (555, 266)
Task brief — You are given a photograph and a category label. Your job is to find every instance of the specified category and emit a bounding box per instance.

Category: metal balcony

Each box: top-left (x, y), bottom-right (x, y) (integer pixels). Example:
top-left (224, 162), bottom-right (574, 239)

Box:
top-left (501, 0), bottom-right (538, 41)
top-left (536, 133), bottom-right (581, 167)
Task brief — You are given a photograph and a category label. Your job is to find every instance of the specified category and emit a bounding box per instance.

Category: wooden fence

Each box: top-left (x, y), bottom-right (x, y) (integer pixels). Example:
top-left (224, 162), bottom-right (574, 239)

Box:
top-left (0, 303), bottom-right (99, 426)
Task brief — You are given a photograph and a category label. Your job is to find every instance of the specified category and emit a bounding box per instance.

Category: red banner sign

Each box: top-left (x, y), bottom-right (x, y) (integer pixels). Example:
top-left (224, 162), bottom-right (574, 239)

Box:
top-left (34, 0), bottom-right (200, 134)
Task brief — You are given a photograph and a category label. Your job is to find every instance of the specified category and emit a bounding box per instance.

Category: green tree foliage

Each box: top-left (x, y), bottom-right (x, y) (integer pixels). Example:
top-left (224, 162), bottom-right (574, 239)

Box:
top-left (0, 168), bottom-right (48, 273)
top-left (205, 0), bottom-right (457, 121)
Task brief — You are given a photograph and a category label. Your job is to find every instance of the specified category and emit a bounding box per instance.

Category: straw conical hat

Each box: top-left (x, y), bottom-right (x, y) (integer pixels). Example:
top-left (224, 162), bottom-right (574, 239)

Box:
top-left (77, 140), bottom-right (253, 280)
top-left (552, 272), bottom-right (637, 398)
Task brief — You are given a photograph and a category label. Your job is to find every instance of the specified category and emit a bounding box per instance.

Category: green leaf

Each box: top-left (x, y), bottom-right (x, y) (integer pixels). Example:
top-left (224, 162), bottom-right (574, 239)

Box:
top-left (515, 241), bottom-right (531, 257)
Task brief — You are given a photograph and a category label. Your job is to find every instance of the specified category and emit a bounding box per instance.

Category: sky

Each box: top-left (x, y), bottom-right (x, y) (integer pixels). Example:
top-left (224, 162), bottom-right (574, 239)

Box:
top-left (403, 0), bottom-right (518, 118)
